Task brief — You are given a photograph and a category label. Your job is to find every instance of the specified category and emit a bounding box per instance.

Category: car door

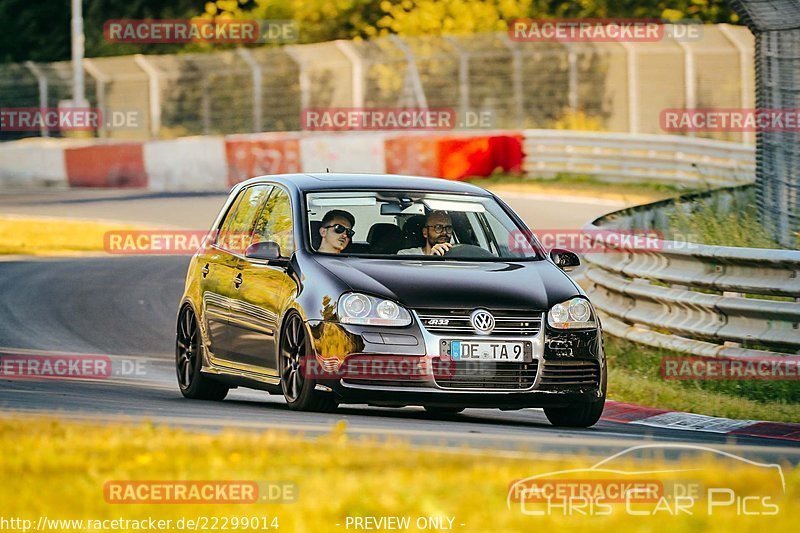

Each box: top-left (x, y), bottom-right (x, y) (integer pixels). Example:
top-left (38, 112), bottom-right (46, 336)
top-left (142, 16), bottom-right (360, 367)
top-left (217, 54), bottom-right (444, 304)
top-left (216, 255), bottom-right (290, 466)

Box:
top-left (228, 186), bottom-right (296, 373)
top-left (202, 184), bottom-right (272, 365)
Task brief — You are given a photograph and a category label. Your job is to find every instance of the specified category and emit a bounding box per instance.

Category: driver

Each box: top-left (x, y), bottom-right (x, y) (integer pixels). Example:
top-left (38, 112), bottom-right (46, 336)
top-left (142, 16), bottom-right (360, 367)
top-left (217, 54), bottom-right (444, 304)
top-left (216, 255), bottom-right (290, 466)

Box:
top-left (397, 211), bottom-right (453, 256)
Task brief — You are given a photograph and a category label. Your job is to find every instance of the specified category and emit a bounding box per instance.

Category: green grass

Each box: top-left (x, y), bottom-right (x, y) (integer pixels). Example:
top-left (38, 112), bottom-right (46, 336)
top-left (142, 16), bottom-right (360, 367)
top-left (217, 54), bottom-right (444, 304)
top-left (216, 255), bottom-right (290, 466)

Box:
top-left (668, 198), bottom-right (783, 249)
top-left (666, 187), bottom-right (799, 250)
top-left (606, 337), bottom-right (800, 422)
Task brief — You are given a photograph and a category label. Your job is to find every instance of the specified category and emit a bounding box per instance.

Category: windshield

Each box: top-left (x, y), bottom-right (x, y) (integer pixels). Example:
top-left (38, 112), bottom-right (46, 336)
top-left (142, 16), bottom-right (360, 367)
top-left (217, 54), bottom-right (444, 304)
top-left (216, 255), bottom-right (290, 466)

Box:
top-left (306, 191), bottom-right (543, 260)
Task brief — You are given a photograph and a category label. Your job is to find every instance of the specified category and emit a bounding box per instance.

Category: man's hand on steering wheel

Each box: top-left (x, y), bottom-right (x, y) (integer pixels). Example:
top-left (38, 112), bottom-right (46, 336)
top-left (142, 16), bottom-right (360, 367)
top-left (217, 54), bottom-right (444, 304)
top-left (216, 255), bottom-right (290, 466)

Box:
top-left (430, 242), bottom-right (454, 256)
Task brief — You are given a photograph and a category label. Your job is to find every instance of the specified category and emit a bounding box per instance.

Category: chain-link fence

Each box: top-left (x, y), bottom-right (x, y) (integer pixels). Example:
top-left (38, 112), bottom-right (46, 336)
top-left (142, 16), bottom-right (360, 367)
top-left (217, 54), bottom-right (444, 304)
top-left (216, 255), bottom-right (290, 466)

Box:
top-left (728, 0), bottom-right (800, 248)
top-left (1, 24), bottom-right (754, 143)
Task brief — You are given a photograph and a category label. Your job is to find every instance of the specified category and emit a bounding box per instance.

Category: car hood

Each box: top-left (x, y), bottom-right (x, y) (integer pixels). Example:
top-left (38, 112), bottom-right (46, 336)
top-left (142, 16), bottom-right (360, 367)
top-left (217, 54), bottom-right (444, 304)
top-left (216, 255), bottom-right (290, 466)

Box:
top-left (312, 256), bottom-right (580, 311)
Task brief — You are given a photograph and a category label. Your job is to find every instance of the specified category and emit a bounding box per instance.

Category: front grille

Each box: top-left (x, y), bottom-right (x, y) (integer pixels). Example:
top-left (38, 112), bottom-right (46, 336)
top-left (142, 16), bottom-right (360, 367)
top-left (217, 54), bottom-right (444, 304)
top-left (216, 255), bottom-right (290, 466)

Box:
top-left (434, 360), bottom-right (539, 390)
top-left (416, 309), bottom-right (543, 337)
top-left (539, 360), bottom-right (600, 389)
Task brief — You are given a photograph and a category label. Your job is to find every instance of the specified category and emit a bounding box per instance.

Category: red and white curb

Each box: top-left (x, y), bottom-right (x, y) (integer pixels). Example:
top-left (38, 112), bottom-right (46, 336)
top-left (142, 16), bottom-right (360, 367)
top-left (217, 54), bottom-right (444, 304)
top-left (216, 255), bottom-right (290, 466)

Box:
top-left (602, 401), bottom-right (800, 442)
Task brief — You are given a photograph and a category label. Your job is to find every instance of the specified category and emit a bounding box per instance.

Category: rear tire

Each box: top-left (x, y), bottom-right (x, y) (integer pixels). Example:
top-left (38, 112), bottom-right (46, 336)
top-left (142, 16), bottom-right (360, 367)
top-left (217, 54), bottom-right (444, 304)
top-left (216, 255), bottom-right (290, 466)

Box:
top-left (279, 313), bottom-right (338, 413)
top-left (176, 306), bottom-right (229, 401)
top-left (543, 359), bottom-right (606, 428)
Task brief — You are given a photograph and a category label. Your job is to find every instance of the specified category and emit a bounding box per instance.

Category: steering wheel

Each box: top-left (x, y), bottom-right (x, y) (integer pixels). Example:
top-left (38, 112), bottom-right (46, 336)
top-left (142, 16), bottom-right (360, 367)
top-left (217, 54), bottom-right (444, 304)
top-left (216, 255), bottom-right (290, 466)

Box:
top-left (442, 244), bottom-right (495, 258)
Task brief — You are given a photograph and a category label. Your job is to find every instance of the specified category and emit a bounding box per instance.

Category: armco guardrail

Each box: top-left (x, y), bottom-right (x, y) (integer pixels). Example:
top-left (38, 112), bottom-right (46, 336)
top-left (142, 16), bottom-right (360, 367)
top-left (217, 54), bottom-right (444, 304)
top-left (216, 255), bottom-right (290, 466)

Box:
top-left (523, 130), bottom-right (755, 186)
top-left (580, 188), bottom-right (800, 358)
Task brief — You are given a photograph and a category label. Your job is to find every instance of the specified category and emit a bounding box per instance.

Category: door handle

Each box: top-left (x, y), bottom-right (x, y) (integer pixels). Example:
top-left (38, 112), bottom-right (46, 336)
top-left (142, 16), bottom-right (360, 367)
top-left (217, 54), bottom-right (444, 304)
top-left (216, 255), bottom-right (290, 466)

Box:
top-left (201, 264), bottom-right (210, 277)
top-left (233, 273), bottom-right (243, 288)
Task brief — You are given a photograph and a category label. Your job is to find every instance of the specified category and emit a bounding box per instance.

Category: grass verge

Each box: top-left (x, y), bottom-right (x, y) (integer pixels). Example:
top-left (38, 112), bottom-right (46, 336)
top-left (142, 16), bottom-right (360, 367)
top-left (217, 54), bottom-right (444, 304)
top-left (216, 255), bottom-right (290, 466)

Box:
top-left (605, 337), bottom-right (800, 423)
top-left (1, 417), bottom-right (797, 532)
top-left (0, 215), bottom-right (143, 255)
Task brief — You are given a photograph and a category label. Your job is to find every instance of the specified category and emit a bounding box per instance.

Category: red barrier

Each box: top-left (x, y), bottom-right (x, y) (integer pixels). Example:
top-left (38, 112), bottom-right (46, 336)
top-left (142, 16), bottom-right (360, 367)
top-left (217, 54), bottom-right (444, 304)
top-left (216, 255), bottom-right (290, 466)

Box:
top-left (385, 133), bottom-right (523, 180)
top-left (225, 134), bottom-right (301, 186)
top-left (64, 143), bottom-right (147, 188)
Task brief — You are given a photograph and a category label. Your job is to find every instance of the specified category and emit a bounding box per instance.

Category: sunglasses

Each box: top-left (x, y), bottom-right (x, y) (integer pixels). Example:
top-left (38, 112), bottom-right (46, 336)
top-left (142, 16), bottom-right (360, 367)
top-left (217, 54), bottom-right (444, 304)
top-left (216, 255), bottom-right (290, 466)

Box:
top-left (323, 224), bottom-right (355, 238)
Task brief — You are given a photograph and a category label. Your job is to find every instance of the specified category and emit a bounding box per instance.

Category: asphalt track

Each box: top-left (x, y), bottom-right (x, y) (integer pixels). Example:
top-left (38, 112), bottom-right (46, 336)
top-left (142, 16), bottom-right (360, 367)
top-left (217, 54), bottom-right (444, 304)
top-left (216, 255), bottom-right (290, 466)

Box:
top-left (0, 190), bottom-right (798, 464)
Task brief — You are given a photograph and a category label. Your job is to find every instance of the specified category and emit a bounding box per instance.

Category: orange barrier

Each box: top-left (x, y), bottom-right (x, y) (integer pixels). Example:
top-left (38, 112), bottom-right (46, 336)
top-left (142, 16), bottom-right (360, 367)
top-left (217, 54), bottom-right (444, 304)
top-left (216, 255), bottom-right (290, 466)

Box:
top-left (224, 134), bottom-right (301, 187)
top-left (384, 135), bottom-right (440, 177)
top-left (64, 143), bottom-right (147, 188)
top-left (385, 134), bottom-right (523, 180)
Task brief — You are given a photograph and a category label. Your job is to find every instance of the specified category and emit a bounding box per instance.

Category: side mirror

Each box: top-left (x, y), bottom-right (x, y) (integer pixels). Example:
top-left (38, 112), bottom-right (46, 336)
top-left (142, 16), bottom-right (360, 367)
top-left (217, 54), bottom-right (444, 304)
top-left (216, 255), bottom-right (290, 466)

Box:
top-left (245, 241), bottom-right (289, 266)
top-left (549, 248), bottom-right (580, 271)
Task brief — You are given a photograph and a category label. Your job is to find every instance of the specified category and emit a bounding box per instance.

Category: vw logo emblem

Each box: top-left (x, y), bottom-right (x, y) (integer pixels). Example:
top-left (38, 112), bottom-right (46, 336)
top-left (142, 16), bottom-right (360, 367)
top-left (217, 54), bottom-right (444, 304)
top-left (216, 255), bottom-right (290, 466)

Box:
top-left (470, 309), bottom-right (495, 335)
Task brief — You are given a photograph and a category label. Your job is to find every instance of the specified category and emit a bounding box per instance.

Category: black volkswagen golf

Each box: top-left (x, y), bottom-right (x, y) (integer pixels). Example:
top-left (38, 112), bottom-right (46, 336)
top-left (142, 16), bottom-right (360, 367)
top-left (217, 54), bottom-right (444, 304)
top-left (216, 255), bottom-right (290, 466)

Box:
top-left (176, 173), bottom-right (606, 427)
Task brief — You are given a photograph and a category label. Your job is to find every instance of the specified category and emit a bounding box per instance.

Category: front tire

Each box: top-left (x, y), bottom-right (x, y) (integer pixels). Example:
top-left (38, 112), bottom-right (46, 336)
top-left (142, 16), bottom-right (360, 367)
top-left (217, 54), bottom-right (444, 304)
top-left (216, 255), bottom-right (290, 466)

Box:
top-left (543, 360), bottom-right (606, 428)
top-left (279, 313), bottom-right (338, 413)
top-left (176, 306), bottom-right (229, 401)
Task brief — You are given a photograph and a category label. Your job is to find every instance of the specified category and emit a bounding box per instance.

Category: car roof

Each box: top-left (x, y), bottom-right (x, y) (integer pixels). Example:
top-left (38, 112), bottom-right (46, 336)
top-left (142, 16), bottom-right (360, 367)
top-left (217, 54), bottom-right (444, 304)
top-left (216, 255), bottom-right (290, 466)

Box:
top-left (237, 173), bottom-right (494, 196)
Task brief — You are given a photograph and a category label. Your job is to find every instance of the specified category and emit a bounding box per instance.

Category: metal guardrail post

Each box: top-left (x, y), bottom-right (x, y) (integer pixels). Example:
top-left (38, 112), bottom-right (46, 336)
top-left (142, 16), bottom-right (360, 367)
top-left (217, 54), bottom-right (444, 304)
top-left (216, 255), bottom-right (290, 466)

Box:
top-left (445, 37), bottom-right (470, 119)
top-left (620, 42), bottom-right (639, 134)
top-left (389, 35), bottom-right (428, 108)
top-left (500, 34), bottom-right (524, 129)
top-left (237, 48), bottom-right (263, 132)
top-left (334, 40), bottom-right (365, 108)
top-left (565, 43), bottom-right (578, 113)
top-left (24, 61), bottom-right (49, 138)
top-left (201, 74), bottom-right (211, 135)
top-left (718, 23), bottom-right (755, 145)
top-left (134, 54), bottom-right (161, 138)
top-left (676, 38), bottom-right (696, 138)
top-left (82, 59), bottom-right (108, 138)
top-left (284, 46), bottom-right (311, 113)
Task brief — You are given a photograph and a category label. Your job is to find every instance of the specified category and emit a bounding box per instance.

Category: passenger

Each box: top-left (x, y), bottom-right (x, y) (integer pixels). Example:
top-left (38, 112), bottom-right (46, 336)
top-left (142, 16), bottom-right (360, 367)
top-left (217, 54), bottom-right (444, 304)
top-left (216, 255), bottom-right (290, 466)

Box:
top-left (318, 209), bottom-right (355, 254)
top-left (397, 211), bottom-right (453, 256)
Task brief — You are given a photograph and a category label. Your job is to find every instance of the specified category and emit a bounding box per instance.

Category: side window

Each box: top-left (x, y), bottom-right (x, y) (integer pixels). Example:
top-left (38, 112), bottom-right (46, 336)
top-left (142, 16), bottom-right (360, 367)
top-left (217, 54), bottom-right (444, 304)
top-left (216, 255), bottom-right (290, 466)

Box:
top-left (253, 188), bottom-right (295, 256)
top-left (217, 185), bottom-right (271, 253)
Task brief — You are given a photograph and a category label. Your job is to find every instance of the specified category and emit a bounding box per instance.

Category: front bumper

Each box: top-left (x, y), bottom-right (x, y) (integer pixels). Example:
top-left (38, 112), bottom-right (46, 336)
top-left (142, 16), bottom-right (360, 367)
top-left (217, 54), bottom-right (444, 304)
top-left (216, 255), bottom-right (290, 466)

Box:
top-left (305, 313), bottom-right (605, 408)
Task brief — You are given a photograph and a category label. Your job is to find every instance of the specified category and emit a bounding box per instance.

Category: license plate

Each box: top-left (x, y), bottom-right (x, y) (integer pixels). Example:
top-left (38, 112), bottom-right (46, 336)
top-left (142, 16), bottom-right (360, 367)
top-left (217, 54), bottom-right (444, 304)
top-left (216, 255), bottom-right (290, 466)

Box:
top-left (444, 341), bottom-right (531, 362)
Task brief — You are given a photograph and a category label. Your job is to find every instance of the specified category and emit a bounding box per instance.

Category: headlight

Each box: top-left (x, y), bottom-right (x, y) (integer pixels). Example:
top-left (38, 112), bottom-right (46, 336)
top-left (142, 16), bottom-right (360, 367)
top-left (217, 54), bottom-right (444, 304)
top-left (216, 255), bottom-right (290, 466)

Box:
top-left (338, 293), bottom-right (412, 326)
top-left (547, 297), bottom-right (596, 329)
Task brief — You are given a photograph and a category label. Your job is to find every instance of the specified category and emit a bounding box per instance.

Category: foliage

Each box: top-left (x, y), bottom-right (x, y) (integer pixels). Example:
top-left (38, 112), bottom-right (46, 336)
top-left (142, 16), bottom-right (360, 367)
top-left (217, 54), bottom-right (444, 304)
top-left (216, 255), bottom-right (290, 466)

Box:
top-left (3, 0), bottom-right (742, 62)
top-left (0, 0), bottom-right (203, 63)
top-left (0, 216), bottom-right (143, 255)
top-left (1, 416), bottom-right (798, 531)
top-left (549, 109), bottom-right (605, 131)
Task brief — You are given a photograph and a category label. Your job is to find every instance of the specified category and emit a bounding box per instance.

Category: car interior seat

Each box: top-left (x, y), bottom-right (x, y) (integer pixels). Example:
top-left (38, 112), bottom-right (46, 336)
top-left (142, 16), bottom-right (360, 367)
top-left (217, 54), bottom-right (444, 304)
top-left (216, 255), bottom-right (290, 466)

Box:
top-left (367, 223), bottom-right (404, 254)
top-left (400, 214), bottom-right (426, 250)
top-left (310, 220), bottom-right (323, 250)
